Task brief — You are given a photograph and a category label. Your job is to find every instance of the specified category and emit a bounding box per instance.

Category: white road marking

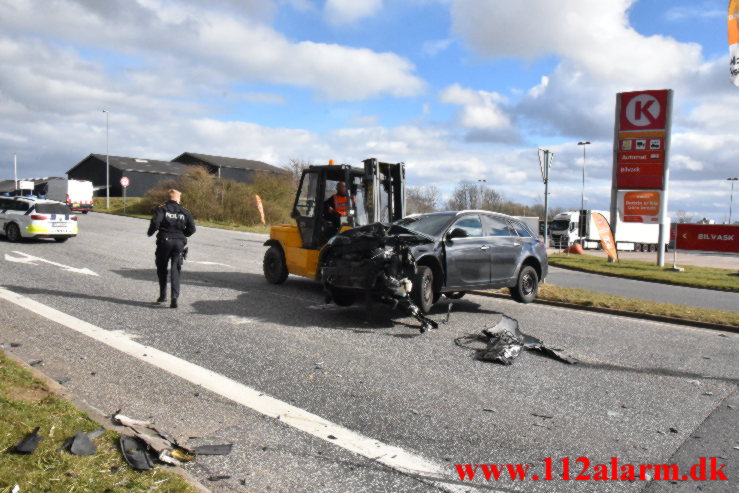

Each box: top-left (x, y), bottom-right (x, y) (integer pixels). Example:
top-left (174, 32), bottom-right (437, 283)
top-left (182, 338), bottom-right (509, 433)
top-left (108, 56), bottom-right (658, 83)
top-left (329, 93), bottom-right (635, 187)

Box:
top-left (225, 315), bottom-right (257, 325)
top-left (0, 287), bottom-right (485, 493)
top-left (5, 251), bottom-right (98, 276)
top-left (188, 260), bottom-right (232, 267)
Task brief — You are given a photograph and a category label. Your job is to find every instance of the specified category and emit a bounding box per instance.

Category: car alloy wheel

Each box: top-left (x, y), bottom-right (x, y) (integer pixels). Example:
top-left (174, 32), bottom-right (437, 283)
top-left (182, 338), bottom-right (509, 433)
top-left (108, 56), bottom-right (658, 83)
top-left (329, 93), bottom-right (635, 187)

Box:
top-left (6, 223), bottom-right (21, 242)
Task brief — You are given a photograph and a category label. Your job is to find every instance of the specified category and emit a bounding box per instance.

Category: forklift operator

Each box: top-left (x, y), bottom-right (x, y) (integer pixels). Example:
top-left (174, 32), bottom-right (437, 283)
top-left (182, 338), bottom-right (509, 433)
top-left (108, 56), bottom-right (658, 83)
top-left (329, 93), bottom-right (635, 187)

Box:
top-left (324, 181), bottom-right (353, 218)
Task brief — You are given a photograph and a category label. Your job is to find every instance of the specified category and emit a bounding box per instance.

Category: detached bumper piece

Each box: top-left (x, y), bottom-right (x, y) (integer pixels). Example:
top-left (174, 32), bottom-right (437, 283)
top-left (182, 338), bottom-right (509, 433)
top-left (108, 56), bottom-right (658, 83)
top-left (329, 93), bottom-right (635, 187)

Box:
top-left (456, 315), bottom-right (578, 365)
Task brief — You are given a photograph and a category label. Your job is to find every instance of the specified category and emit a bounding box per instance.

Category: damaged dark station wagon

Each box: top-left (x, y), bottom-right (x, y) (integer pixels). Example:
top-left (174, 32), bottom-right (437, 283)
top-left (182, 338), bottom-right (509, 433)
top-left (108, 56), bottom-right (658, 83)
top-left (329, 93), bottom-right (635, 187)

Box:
top-left (320, 210), bottom-right (548, 314)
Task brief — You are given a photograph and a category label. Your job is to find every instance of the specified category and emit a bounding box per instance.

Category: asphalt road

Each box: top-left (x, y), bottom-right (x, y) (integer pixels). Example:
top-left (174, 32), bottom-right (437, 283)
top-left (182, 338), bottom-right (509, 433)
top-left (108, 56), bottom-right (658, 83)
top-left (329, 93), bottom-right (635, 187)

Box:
top-left (545, 267), bottom-right (738, 313)
top-left (0, 212), bottom-right (737, 493)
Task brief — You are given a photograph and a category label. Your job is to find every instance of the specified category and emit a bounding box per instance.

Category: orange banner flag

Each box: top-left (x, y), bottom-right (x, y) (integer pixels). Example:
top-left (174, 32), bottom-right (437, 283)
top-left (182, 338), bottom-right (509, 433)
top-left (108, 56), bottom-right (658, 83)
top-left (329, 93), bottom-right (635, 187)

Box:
top-left (255, 194), bottom-right (265, 224)
top-left (592, 212), bottom-right (618, 262)
top-left (729, 0), bottom-right (739, 85)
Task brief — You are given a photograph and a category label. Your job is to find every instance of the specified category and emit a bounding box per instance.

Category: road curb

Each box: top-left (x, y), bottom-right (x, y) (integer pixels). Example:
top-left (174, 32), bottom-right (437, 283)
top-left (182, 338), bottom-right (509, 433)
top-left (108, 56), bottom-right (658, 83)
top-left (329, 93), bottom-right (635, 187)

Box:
top-left (470, 290), bottom-right (739, 334)
top-left (0, 350), bottom-right (212, 493)
top-left (548, 262), bottom-right (739, 294)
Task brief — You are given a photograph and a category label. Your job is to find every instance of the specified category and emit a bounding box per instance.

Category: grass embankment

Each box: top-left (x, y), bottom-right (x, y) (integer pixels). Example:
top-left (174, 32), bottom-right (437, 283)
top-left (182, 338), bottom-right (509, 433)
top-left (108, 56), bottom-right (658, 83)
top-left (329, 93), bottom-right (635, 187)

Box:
top-left (93, 197), bottom-right (271, 234)
top-left (549, 253), bottom-right (739, 292)
top-left (536, 284), bottom-right (739, 327)
top-left (0, 352), bottom-right (197, 493)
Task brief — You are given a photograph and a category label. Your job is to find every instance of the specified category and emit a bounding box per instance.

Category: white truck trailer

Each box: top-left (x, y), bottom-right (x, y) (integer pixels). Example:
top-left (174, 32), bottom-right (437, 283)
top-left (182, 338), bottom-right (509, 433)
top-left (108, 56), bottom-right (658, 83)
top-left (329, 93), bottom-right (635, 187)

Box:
top-left (33, 178), bottom-right (94, 213)
top-left (549, 210), bottom-right (668, 252)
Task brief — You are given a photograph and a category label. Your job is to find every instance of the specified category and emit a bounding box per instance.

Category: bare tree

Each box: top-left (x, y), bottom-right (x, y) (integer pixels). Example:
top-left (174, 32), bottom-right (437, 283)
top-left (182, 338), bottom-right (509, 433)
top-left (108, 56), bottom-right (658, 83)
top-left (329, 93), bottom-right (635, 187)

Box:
top-left (674, 210), bottom-right (694, 224)
top-left (406, 185), bottom-right (441, 214)
top-left (283, 158), bottom-right (312, 190)
top-left (445, 182), bottom-right (504, 211)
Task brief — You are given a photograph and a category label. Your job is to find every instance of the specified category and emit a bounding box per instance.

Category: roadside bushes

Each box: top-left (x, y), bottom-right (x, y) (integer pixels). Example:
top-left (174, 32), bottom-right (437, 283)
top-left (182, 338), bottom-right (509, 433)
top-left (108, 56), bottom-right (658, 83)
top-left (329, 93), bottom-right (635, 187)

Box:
top-left (138, 167), bottom-right (294, 226)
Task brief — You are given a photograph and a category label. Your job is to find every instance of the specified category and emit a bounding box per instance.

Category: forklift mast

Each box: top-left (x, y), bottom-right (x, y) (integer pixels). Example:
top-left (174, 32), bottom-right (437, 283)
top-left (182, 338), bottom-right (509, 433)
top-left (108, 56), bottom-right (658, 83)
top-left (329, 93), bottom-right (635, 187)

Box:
top-left (363, 158), bottom-right (405, 224)
top-left (289, 158), bottom-right (405, 251)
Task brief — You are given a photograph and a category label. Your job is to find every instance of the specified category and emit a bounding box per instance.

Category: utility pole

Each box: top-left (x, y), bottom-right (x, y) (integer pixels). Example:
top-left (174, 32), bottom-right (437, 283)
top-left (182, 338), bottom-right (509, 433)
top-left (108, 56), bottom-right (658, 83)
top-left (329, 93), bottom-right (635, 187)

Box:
top-left (538, 149), bottom-right (554, 243)
top-left (577, 141), bottom-right (590, 211)
top-left (729, 177), bottom-right (738, 223)
top-left (13, 153), bottom-right (18, 190)
top-left (103, 109), bottom-right (110, 209)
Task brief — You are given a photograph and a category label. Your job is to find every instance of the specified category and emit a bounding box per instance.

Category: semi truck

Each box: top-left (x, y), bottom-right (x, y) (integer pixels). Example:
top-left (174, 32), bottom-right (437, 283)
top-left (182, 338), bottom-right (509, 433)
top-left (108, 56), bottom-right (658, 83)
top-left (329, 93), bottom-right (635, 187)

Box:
top-left (549, 210), bottom-right (669, 252)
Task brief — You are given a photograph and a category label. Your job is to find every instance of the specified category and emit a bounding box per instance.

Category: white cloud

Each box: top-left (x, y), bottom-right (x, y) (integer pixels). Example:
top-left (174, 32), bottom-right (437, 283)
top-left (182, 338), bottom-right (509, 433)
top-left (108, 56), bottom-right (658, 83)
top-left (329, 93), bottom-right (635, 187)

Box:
top-left (349, 115), bottom-right (379, 126)
top-left (665, 5), bottom-right (724, 22)
top-left (238, 93), bottom-right (287, 104)
top-left (439, 84), bottom-right (518, 142)
top-left (451, 0), bottom-right (707, 139)
top-left (671, 155), bottom-right (704, 172)
top-left (0, 0), bottom-right (423, 102)
top-left (324, 0), bottom-right (383, 25)
top-left (422, 38), bottom-right (453, 56)
top-left (451, 0), bottom-right (703, 87)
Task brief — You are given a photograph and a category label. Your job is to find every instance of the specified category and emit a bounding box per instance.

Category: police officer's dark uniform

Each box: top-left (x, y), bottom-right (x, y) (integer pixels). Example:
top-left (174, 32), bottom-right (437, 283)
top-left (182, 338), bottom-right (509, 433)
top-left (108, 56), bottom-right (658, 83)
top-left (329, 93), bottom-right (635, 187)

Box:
top-left (147, 192), bottom-right (196, 308)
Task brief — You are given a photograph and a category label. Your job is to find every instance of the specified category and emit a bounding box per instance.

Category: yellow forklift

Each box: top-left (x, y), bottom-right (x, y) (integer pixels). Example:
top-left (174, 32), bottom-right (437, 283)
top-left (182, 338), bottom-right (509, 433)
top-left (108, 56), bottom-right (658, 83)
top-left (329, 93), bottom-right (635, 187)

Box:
top-left (263, 158), bottom-right (406, 285)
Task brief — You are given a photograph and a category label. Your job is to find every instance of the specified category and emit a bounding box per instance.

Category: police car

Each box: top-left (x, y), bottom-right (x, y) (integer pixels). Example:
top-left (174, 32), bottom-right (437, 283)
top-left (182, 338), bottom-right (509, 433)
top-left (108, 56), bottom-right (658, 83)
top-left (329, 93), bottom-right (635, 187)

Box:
top-left (0, 195), bottom-right (78, 242)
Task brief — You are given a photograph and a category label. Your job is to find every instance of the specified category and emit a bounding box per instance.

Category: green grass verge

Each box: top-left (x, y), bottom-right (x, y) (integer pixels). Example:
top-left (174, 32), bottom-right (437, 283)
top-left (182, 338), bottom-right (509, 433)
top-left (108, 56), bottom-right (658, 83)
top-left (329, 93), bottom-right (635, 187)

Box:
top-left (0, 352), bottom-right (197, 493)
top-left (537, 284), bottom-right (739, 327)
top-left (93, 197), bottom-right (272, 234)
top-left (549, 253), bottom-right (739, 292)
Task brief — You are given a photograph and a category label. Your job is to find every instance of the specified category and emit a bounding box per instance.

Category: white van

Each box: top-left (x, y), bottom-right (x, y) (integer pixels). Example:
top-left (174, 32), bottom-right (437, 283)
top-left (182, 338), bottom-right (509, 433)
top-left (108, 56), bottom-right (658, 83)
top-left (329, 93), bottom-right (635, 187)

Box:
top-left (0, 195), bottom-right (78, 242)
top-left (33, 178), bottom-right (94, 213)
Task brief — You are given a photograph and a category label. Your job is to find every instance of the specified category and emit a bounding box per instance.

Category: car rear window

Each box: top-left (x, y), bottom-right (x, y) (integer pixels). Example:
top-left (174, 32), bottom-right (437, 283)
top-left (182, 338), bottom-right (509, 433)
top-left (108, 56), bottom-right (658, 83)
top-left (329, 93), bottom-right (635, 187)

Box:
top-left (483, 215), bottom-right (516, 236)
top-left (35, 203), bottom-right (72, 214)
top-left (0, 200), bottom-right (31, 212)
top-left (510, 220), bottom-right (534, 237)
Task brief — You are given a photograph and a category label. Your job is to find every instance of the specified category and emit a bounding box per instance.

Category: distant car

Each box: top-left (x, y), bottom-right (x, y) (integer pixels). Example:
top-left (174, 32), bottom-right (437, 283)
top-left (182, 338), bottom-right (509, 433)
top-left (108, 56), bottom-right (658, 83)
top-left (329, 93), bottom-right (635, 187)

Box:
top-left (321, 210), bottom-right (548, 313)
top-left (0, 195), bottom-right (78, 242)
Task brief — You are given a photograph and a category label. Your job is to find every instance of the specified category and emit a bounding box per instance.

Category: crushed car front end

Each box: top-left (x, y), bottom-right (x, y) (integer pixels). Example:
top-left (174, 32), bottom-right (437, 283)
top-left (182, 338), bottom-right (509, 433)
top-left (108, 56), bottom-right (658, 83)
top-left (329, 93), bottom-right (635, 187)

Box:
top-left (319, 222), bottom-right (438, 332)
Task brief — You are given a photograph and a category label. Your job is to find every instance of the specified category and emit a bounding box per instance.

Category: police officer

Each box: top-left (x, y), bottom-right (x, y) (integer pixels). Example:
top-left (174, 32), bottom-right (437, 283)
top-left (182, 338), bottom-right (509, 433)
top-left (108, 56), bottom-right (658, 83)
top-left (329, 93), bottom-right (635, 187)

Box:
top-left (147, 189), bottom-right (196, 308)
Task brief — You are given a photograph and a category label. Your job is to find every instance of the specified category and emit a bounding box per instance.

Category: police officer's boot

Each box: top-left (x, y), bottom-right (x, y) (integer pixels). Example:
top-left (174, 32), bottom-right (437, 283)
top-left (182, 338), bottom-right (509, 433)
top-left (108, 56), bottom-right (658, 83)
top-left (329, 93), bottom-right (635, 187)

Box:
top-left (156, 294), bottom-right (166, 303)
top-left (170, 298), bottom-right (178, 309)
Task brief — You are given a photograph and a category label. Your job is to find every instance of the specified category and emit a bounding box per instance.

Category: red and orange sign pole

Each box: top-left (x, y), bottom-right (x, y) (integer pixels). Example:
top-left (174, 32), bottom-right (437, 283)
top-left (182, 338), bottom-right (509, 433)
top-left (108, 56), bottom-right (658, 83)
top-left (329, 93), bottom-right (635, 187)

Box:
top-left (610, 89), bottom-right (673, 266)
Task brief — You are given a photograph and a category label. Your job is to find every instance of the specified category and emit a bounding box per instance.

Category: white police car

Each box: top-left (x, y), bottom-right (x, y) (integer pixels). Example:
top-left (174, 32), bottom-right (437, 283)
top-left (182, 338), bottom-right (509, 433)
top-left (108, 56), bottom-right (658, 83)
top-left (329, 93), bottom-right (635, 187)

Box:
top-left (0, 195), bottom-right (78, 242)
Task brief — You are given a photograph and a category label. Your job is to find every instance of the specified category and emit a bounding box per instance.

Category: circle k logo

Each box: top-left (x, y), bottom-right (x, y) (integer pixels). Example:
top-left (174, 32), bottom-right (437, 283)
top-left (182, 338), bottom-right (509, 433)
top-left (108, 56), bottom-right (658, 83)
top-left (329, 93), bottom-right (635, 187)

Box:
top-left (619, 90), bottom-right (670, 131)
top-left (625, 94), bottom-right (661, 127)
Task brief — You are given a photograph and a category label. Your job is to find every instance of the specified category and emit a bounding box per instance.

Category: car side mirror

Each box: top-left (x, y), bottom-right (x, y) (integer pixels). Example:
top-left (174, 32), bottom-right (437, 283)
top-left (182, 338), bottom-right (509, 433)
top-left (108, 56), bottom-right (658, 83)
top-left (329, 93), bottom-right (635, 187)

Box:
top-left (447, 227), bottom-right (468, 241)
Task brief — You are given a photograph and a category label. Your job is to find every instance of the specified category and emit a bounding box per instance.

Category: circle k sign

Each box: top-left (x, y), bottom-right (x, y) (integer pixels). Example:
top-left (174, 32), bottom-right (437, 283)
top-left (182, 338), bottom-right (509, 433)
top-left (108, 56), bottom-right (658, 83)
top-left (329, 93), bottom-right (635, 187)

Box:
top-left (619, 90), bottom-right (669, 131)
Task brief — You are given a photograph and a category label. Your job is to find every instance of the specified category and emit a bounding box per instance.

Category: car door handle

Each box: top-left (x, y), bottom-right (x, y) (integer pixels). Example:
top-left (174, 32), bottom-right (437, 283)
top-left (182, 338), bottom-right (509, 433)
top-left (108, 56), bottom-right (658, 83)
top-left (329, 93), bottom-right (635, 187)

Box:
top-left (513, 242), bottom-right (521, 246)
top-left (480, 245), bottom-right (490, 251)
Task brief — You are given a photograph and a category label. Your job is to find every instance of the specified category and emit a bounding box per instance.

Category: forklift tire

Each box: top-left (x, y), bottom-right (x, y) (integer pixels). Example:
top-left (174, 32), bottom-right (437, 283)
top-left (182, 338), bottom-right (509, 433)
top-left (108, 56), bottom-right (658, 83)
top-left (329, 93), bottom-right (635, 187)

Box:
top-left (263, 246), bottom-right (288, 284)
top-left (509, 265), bottom-right (538, 303)
top-left (411, 266), bottom-right (435, 314)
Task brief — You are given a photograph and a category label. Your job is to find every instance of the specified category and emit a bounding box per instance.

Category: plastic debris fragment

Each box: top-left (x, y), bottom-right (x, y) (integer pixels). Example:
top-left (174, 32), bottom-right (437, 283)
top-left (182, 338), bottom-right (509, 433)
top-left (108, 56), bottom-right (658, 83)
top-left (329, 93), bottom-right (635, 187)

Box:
top-left (120, 435), bottom-right (154, 471)
top-left (13, 427), bottom-right (42, 454)
top-left (455, 315), bottom-right (578, 365)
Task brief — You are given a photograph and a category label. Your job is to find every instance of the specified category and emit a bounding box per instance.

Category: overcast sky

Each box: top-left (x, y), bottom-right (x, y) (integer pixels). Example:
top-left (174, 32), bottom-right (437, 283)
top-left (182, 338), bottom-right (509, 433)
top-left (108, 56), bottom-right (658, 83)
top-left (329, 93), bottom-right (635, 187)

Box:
top-left (1, 0), bottom-right (737, 221)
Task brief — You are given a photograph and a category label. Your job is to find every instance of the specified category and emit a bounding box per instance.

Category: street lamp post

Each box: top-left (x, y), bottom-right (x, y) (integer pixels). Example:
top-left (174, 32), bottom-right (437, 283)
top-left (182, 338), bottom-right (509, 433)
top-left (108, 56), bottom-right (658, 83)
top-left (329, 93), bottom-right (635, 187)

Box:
top-left (477, 179), bottom-right (486, 209)
top-left (102, 109), bottom-right (110, 209)
top-left (729, 177), bottom-right (738, 223)
top-left (577, 141), bottom-right (590, 212)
